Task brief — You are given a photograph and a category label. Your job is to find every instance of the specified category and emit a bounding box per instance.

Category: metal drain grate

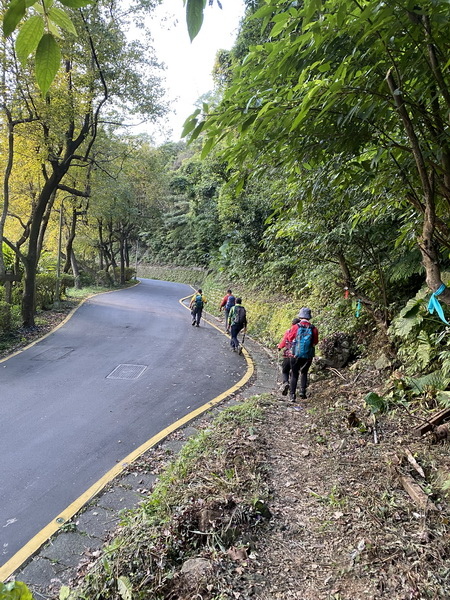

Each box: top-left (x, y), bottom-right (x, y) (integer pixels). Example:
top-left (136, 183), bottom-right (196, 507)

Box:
top-left (106, 364), bottom-right (148, 380)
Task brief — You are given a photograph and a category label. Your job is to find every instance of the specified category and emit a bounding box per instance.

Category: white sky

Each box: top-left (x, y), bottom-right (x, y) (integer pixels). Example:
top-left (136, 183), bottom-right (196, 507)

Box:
top-left (146, 0), bottom-right (246, 143)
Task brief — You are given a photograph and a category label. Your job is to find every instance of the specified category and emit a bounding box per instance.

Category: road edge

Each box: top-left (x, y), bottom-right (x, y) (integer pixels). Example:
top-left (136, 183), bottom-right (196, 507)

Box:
top-left (0, 287), bottom-right (255, 581)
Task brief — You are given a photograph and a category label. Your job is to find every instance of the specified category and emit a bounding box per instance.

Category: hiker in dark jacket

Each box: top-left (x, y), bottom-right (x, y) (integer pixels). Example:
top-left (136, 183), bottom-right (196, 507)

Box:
top-left (189, 289), bottom-right (207, 327)
top-left (277, 307), bottom-right (318, 402)
top-left (228, 297), bottom-right (247, 352)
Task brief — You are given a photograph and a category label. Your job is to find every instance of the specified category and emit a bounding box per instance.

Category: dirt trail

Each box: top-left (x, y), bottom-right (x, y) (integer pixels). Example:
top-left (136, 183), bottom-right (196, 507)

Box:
top-left (243, 370), bottom-right (450, 599)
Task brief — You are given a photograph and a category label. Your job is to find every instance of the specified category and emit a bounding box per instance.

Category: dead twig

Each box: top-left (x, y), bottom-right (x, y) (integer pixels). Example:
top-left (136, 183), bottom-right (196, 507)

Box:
top-left (327, 367), bottom-right (346, 380)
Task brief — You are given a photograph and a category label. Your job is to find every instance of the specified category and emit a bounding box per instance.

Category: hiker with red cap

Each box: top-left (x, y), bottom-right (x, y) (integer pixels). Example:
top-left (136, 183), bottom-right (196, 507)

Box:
top-left (277, 307), bottom-right (318, 402)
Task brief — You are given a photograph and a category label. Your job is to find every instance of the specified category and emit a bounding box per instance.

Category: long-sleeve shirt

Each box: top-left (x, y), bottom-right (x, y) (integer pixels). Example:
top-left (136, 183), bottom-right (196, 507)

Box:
top-left (229, 304), bottom-right (247, 328)
top-left (278, 319), bottom-right (319, 355)
top-left (219, 294), bottom-right (230, 309)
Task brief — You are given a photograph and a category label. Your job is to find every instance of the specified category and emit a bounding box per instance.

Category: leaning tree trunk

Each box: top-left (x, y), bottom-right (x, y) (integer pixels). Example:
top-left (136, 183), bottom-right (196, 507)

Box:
top-left (386, 64), bottom-right (450, 306)
top-left (70, 249), bottom-right (81, 289)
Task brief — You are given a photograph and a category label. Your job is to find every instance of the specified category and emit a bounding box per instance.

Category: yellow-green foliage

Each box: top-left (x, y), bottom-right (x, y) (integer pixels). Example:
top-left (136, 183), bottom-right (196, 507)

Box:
top-left (138, 264), bottom-right (207, 287)
top-left (138, 265), bottom-right (345, 350)
top-left (200, 274), bottom-right (306, 347)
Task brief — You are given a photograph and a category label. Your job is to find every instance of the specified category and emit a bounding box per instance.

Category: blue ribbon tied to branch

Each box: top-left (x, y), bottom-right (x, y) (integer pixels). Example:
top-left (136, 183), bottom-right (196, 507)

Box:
top-left (427, 283), bottom-right (450, 325)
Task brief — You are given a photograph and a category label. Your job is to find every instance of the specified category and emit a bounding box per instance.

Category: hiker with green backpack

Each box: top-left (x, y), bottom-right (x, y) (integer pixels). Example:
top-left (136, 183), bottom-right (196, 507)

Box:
top-left (189, 289), bottom-right (207, 327)
top-left (228, 297), bottom-right (247, 353)
top-left (277, 307), bottom-right (318, 402)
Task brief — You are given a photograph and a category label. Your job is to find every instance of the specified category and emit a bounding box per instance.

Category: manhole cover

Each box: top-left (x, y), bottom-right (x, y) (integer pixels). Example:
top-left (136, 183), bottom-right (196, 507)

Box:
top-left (106, 364), bottom-right (148, 380)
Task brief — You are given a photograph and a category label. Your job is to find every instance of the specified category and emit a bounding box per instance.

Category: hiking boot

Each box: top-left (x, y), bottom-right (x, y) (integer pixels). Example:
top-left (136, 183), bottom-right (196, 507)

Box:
top-left (196, 323), bottom-right (200, 327)
top-left (279, 382), bottom-right (289, 396)
top-left (192, 320), bottom-right (196, 326)
top-left (290, 393), bottom-right (296, 403)
top-left (299, 390), bottom-right (307, 399)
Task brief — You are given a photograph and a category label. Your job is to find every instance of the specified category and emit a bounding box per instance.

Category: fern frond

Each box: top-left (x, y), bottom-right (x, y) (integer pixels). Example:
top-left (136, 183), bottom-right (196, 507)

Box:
top-left (406, 370), bottom-right (449, 394)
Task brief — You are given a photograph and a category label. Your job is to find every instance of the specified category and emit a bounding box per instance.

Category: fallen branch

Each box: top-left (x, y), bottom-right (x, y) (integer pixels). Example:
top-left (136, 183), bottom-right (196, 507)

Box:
top-left (327, 367), bottom-right (346, 380)
top-left (396, 470), bottom-right (437, 511)
top-left (405, 448), bottom-right (425, 478)
top-left (412, 407), bottom-right (450, 437)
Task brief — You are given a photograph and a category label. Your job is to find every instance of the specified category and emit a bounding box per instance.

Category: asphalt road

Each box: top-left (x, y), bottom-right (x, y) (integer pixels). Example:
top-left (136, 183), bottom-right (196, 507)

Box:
top-left (0, 279), bottom-right (247, 565)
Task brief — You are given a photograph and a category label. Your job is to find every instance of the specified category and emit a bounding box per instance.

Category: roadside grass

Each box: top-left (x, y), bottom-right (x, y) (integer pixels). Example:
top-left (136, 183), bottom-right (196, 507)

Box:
top-left (68, 397), bottom-right (270, 600)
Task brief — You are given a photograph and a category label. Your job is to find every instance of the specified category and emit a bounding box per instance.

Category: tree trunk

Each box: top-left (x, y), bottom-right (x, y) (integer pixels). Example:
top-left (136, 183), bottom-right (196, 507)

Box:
top-left (119, 231), bottom-right (126, 285)
top-left (386, 69), bottom-right (450, 306)
top-left (64, 207), bottom-right (77, 274)
top-left (70, 249), bottom-right (81, 289)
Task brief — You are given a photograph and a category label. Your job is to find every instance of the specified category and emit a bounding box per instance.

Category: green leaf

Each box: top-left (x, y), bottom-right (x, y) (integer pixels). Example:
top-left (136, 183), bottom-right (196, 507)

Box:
top-left (59, 586), bottom-right (71, 600)
top-left (186, 0), bottom-right (206, 42)
top-left (201, 136), bottom-right (215, 159)
top-left (0, 581), bottom-right (34, 600)
top-left (188, 120), bottom-right (205, 142)
top-left (3, 0), bottom-right (26, 37)
top-left (117, 576), bottom-right (132, 600)
top-left (15, 15), bottom-right (44, 65)
top-left (35, 33), bottom-right (61, 95)
top-left (58, 0), bottom-right (92, 7)
top-left (47, 7), bottom-right (77, 35)
top-left (365, 392), bottom-right (387, 414)
top-left (406, 370), bottom-right (447, 395)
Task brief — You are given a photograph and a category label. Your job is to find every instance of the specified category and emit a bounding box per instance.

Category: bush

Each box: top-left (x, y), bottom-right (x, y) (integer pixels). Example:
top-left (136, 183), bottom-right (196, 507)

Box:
top-left (36, 273), bottom-right (57, 309)
top-left (0, 300), bottom-right (12, 332)
top-left (112, 266), bottom-right (136, 282)
top-left (95, 269), bottom-right (113, 287)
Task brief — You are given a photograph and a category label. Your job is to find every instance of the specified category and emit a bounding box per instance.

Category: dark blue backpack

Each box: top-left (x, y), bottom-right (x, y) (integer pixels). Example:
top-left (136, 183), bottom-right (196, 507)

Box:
top-left (292, 323), bottom-right (314, 359)
top-left (225, 295), bottom-right (235, 310)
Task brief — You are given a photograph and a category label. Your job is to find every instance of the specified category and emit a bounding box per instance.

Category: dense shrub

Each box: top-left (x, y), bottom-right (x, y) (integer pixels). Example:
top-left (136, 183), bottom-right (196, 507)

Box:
top-left (0, 300), bottom-right (12, 332)
top-left (36, 273), bottom-right (57, 309)
top-left (95, 269), bottom-right (113, 286)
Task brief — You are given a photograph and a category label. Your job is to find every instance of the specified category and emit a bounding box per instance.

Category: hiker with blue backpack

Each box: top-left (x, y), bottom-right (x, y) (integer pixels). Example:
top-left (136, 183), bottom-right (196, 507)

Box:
top-left (228, 297), bottom-right (247, 353)
top-left (277, 307), bottom-right (318, 402)
top-left (219, 289), bottom-right (235, 333)
top-left (189, 289), bottom-right (207, 327)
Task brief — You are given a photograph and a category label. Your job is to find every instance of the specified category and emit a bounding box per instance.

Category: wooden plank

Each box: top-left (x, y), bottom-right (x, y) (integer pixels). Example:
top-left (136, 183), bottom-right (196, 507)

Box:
top-left (405, 448), bottom-right (425, 478)
top-left (412, 407), bottom-right (450, 436)
top-left (398, 472), bottom-right (437, 511)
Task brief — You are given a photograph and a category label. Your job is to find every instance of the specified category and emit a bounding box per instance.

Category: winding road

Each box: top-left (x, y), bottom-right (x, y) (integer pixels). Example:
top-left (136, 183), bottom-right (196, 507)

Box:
top-left (0, 279), bottom-right (247, 566)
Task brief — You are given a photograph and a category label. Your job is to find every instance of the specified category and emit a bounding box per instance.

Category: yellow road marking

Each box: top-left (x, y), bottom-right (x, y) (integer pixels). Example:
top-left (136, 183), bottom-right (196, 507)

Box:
top-left (0, 285), bottom-right (254, 580)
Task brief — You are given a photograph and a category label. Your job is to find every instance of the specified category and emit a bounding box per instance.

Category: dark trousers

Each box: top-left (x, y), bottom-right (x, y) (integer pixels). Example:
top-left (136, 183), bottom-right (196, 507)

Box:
top-left (281, 356), bottom-right (313, 396)
top-left (230, 323), bottom-right (243, 348)
top-left (191, 307), bottom-right (203, 325)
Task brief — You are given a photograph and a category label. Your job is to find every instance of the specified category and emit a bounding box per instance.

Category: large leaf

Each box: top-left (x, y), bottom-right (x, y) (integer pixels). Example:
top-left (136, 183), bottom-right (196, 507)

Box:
top-left (47, 7), bottom-right (77, 36)
top-left (59, 0), bottom-right (92, 7)
top-left (406, 370), bottom-right (448, 395)
top-left (117, 577), bottom-right (132, 600)
top-left (186, 0), bottom-right (206, 42)
top-left (3, 0), bottom-right (26, 37)
top-left (35, 33), bottom-right (61, 95)
top-left (0, 581), bottom-right (34, 600)
top-left (15, 15), bottom-right (44, 65)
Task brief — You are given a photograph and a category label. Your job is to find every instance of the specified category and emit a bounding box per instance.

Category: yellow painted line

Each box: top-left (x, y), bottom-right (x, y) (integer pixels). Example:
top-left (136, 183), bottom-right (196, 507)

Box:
top-left (0, 286), bottom-right (254, 581)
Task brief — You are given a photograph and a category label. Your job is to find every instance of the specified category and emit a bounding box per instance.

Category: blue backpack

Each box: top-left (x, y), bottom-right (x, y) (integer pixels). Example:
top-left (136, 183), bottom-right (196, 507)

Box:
top-left (194, 294), bottom-right (204, 309)
top-left (292, 323), bottom-right (314, 359)
top-left (225, 295), bottom-right (236, 310)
